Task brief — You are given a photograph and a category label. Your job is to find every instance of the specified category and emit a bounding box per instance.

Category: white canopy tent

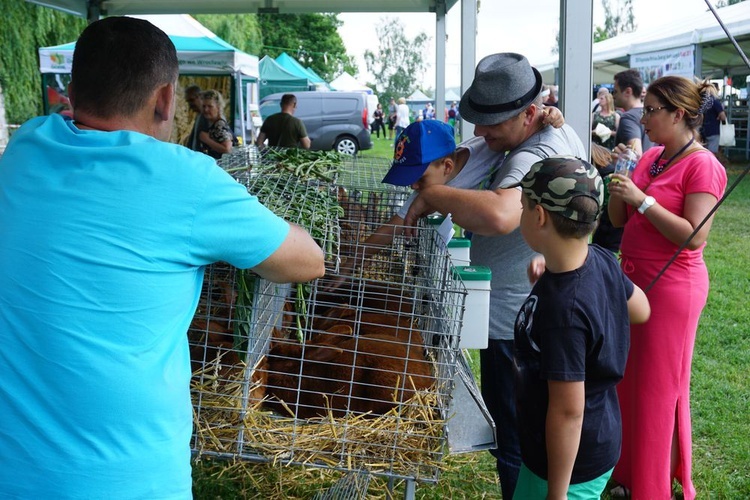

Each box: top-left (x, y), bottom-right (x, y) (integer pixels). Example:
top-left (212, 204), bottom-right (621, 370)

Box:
top-left (329, 72), bottom-right (373, 93)
top-left (406, 89), bottom-right (432, 102)
top-left (536, 1), bottom-right (750, 85)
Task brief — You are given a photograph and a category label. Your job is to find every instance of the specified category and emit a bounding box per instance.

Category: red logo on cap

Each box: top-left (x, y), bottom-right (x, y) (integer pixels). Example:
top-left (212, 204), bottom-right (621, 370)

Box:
top-left (394, 135), bottom-right (408, 161)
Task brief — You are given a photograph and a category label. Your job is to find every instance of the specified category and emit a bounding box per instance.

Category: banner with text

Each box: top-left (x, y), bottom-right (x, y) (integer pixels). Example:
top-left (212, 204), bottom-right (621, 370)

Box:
top-left (630, 46), bottom-right (695, 85)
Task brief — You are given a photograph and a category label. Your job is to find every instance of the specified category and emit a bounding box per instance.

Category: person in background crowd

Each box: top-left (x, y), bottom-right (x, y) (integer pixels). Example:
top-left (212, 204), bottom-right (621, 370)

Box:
top-left (199, 89), bottom-right (234, 159)
top-left (388, 97), bottom-right (398, 140)
top-left (607, 75), bottom-right (728, 500)
top-left (447, 101), bottom-right (458, 134)
top-left (512, 157), bottom-right (650, 499)
top-left (184, 84), bottom-right (208, 151)
top-left (700, 83), bottom-right (727, 160)
top-left (591, 86), bottom-right (610, 113)
top-left (590, 86), bottom-right (619, 255)
top-left (592, 68), bottom-right (653, 252)
top-left (423, 102), bottom-right (436, 120)
top-left (592, 91), bottom-right (619, 150)
top-left (394, 97), bottom-right (411, 146)
top-left (371, 102), bottom-right (387, 139)
top-left (0, 17), bottom-right (325, 499)
top-left (611, 69), bottom-right (652, 158)
top-left (543, 84), bottom-right (559, 107)
top-left (402, 53), bottom-right (586, 500)
top-left (256, 93), bottom-right (311, 149)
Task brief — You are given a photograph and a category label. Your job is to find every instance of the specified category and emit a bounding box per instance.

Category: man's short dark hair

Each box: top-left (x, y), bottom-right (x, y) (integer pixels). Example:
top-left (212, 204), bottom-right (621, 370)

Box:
top-left (614, 69), bottom-right (644, 97)
top-left (280, 94), bottom-right (297, 107)
top-left (71, 17), bottom-right (179, 118)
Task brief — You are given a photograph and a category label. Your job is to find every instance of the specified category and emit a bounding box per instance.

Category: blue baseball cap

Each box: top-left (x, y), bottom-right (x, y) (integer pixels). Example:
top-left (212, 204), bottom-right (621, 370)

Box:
top-left (381, 120), bottom-right (457, 186)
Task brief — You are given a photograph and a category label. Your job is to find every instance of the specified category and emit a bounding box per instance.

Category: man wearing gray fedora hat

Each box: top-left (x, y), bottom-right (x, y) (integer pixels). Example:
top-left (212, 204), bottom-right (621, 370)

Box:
top-left (404, 52), bottom-right (586, 498)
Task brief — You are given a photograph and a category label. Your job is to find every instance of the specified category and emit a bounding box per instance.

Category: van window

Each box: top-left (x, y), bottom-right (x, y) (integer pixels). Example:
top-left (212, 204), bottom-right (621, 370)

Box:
top-left (326, 98), bottom-right (358, 115)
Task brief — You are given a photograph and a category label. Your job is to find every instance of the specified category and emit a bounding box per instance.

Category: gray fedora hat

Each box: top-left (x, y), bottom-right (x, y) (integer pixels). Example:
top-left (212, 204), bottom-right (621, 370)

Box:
top-left (459, 52), bottom-right (543, 126)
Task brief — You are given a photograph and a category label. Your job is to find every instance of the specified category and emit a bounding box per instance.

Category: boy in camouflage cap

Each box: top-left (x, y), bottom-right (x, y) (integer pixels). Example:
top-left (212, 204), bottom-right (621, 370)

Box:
top-left (510, 156), bottom-right (650, 498)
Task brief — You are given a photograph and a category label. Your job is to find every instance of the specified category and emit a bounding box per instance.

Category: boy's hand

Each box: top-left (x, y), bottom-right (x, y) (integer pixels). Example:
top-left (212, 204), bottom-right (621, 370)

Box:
top-left (527, 255), bottom-right (546, 284)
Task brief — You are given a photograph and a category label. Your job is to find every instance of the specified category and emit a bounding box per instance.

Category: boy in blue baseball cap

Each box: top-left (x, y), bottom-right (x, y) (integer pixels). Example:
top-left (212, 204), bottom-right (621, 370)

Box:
top-left (381, 120), bottom-right (459, 187)
top-left (326, 109), bottom-right (567, 290)
top-left (324, 120), bottom-right (472, 289)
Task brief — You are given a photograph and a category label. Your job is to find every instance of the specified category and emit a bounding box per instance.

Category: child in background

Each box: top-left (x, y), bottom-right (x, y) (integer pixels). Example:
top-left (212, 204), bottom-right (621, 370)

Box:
top-left (510, 156), bottom-right (650, 499)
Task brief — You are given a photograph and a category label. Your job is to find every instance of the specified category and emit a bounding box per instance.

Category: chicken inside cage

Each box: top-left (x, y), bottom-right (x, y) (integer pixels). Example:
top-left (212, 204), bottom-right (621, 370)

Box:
top-left (260, 283), bottom-right (437, 419)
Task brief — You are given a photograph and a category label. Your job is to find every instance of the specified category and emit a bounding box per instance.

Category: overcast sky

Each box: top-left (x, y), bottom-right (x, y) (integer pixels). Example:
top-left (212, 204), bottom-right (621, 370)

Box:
top-left (337, 0), bottom-right (716, 88)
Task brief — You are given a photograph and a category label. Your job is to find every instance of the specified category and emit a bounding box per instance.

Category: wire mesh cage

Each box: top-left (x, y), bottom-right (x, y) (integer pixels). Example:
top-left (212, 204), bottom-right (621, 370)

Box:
top-left (189, 219), bottom-right (466, 483)
top-left (190, 147), bottom-right (469, 491)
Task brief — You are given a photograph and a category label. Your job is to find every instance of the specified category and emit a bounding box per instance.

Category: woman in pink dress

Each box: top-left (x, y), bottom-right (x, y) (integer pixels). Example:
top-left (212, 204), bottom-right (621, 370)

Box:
top-left (607, 76), bottom-right (727, 499)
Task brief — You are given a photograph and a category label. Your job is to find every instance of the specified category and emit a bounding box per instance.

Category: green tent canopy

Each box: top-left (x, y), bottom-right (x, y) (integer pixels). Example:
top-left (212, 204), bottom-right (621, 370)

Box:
top-left (275, 52), bottom-right (329, 89)
top-left (258, 55), bottom-right (313, 99)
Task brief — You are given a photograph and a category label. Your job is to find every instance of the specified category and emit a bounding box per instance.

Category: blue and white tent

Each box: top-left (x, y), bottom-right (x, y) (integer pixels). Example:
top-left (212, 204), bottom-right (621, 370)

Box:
top-left (39, 14), bottom-right (259, 77)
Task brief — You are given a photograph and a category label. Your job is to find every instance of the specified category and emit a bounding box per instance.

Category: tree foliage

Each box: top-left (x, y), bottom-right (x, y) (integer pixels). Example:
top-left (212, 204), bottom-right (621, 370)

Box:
top-left (594, 0), bottom-right (637, 43)
top-left (715, 0), bottom-right (746, 6)
top-left (364, 17), bottom-right (429, 103)
top-left (194, 14), bottom-right (263, 56)
top-left (257, 13), bottom-right (357, 82)
top-left (1, 1), bottom-right (86, 124)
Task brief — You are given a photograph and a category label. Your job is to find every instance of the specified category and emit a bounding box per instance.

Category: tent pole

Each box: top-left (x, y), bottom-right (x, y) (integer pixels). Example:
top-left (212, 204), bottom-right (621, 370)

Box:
top-left (87, 0), bottom-right (103, 23)
top-left (235, 70), bottom-right (248, 146)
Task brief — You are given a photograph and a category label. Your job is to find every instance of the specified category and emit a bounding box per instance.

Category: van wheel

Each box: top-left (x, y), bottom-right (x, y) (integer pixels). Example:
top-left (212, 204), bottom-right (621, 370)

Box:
top-left (334, 136), bottom-right (358, 155)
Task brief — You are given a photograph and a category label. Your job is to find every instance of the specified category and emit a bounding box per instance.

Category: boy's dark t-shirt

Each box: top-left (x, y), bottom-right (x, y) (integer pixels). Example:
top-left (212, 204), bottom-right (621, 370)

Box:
top-left (513, 244), bottom-right (634, 483)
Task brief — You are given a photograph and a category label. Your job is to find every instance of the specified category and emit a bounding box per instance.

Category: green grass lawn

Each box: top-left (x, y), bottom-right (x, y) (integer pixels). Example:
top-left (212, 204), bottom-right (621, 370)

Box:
top-left (193, 165), bottom-right (750, 499)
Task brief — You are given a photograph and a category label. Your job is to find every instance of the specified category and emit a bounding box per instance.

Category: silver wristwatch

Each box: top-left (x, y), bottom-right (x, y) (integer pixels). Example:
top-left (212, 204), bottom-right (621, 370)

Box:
top-left (638, 195), bottom-right (656, 214)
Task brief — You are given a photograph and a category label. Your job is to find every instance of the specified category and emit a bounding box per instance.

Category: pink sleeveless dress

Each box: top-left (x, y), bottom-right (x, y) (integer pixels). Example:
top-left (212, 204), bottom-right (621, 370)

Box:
top-left (612, 147), bottom-right (727, 499)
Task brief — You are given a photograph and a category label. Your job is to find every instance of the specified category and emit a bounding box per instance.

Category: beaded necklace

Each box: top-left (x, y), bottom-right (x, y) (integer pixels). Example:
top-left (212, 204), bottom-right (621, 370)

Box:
top-left (649, 137), bottom-right (695, 177)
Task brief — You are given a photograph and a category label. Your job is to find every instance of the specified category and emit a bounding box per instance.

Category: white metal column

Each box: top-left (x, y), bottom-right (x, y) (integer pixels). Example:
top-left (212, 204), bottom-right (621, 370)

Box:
top-left (435, 1), bottom-right (447, 121)
top-left (558, 0), bottom-right (594, 159)
top-left (460, 0), bottom-right (477, 140)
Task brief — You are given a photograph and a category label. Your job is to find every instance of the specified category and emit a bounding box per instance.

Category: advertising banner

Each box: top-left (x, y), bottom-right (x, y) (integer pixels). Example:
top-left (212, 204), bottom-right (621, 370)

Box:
top-left (630, 46), bottom-right (695, 84)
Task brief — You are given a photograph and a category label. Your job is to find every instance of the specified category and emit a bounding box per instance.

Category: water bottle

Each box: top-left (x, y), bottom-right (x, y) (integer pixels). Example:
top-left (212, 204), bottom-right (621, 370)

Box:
top-left (614, 146), bottom-right (639, 178)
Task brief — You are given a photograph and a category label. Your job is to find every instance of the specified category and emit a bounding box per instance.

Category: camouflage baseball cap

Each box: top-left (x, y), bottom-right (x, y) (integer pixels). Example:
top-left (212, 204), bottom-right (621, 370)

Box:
top-left (513, 156), bottom-right (604, 223)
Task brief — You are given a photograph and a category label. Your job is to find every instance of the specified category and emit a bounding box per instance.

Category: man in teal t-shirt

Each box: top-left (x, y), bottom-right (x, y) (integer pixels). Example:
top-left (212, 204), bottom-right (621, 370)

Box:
top-left (0, 17), bottom-right (325, 499)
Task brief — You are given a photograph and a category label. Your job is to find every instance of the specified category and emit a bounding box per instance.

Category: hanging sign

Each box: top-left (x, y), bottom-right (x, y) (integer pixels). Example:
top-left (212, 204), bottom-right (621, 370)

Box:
top-left (630, 45), bottom-right (695, 84)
